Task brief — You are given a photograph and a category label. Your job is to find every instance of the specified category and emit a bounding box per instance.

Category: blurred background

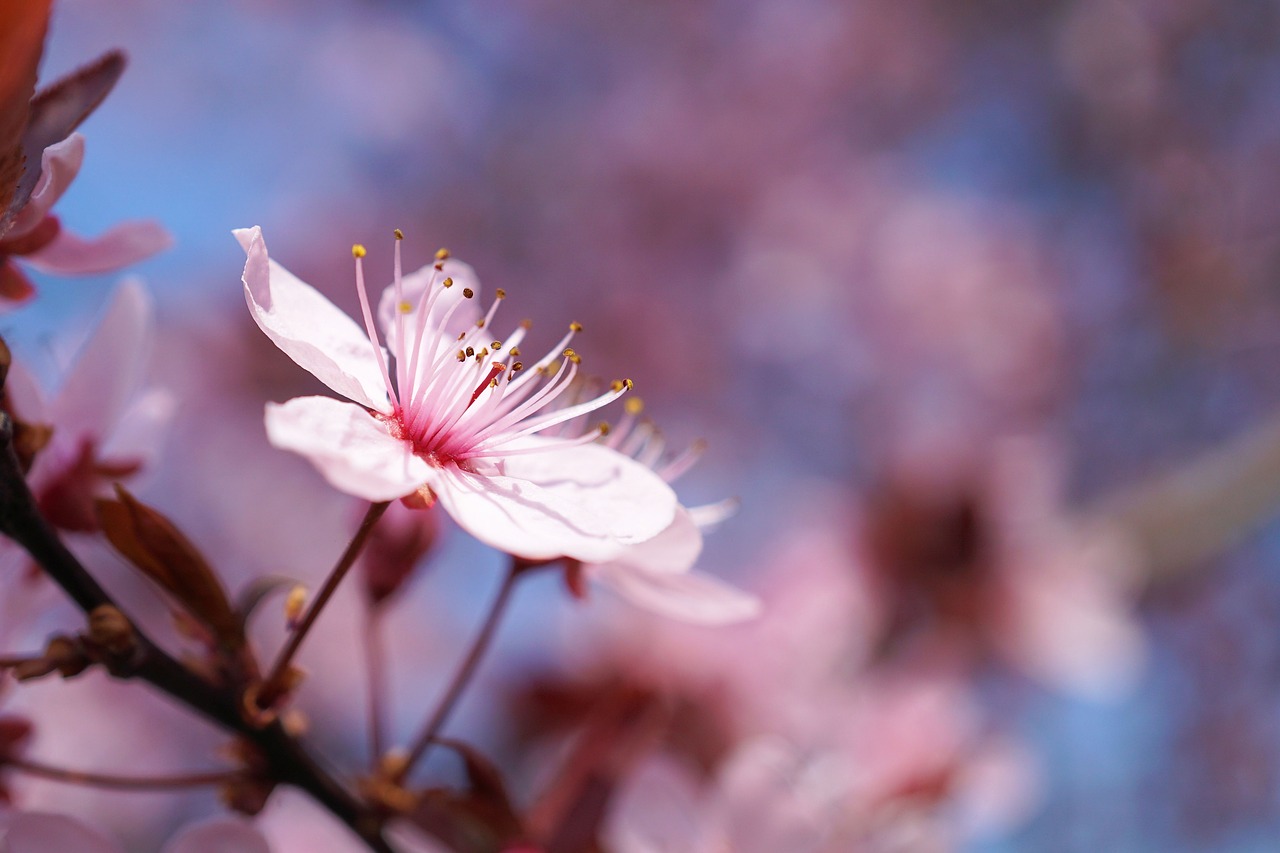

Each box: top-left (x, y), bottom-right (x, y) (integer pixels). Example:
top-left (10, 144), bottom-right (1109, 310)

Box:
top-left (9, 1), bottom-right (1280, 851)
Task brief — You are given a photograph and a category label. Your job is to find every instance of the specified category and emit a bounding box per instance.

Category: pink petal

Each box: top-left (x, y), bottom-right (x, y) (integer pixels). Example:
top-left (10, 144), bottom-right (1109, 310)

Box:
top-left (494, 439), bottom-right (677, 546)
top-left (49, 279), bottom-right (151, 440)
top-left (596, 506), bottom-right (703, 575)
top-left (0, 812), bottom-right (122, 853)
top-left (605, 756), bottom-right (707, 853)
top-left (162, 819), bottom-right (271, 853)
top-left (5, 134), bottom-right (84, 239)
top-left (376, 258), bottom-right (482, 356)
top-left (593, 564), bottom-right (762, 624)
top-left (996, 535), bottom-right (1144, 697)
top-left (99, 387), bottom-right (176, 466)
top-left (24, 219), bottom-right (171, 274)
top-left (235, 226), bottom-right (390, 411)
top-left (265, 395), bottom-right (430, 502)
top-left (431, 440), bottom-right (677, 562)
top-left (3, 359), bottom-right (48, 423)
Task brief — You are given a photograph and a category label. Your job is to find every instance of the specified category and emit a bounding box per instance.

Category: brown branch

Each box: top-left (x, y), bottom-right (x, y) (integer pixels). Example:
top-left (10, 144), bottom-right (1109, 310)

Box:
top-left (0, 413), bottom-right (394, 852)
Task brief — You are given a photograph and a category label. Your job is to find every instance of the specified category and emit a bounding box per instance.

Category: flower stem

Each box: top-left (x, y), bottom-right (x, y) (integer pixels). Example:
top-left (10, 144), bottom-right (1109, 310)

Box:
top-left (256, 501), bottom-right (389, 710)
top-left (364, 603), bottom-right (388, 769)
top-left (393, 557), bottom-right (525, 783)
top-left (2, 757), bottom-right (237, 791)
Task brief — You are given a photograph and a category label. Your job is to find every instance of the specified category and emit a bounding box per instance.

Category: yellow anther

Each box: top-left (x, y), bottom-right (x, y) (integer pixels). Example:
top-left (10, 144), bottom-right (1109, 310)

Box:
top-left (512, 361), bottom-right (524, 371)
top-left (495, 288), bottom-right (507, 299)
top-left (489, 378), bottom-right (498, 388)
top-left (491, 341), bottom-right (502, 350)
top-left (442, 277), bottom-right (454, 288)
top-left (611, 379), bottom-right (624, 392)
top-left (351, 244), bottom-right (367, 259)
top-left (477, 347), bottom-right (489, 359)
top-left (456, 350), bottom-right (466, 362)
top-left (597, 422), bottom-right (611, 437)
top-left (509, 346), bottom-right (520, 357)
top-left (625, 397), bottom-right (645, 415)
top-left (476, 319), bottom-right (486, 328)
top-left (624, 378), bottom-right (634, 390)
top-left (563, 348), bottom-right (580, 364)
top-left (398, 301), bottom-right (412, 314)
top-left (284, 585), bottom-right (307, 627)
top-left (435, 248), bottom-right (451, 261)
top-left (462, 287), bottom-right (474, 299)
top-left (393, 228), bottom-right (404, 240)
top-left (457, 332), bottom-right (467, 341)
top-left (570, 321), bottom-right (583, 333)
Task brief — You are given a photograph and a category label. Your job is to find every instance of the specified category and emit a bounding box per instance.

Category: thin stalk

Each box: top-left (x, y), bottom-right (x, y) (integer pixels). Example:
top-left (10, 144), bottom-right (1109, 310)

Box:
top-left (393, 559), bottom-right (523, 782)
top-left (3, 757), bottom-right (236, 791)
top-left (256, 501), bottom-right (389, 709)
top-left (364, 603), bottom-right (388, 769)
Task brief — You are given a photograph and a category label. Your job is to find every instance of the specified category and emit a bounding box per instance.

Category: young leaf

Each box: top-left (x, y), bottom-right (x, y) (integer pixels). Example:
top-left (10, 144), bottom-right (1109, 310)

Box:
top-left (0, 0), bottom-right (53, 236)
top-left (407, 738), bottom-right (531, 853)
top-left (96, 484), bottom-right (243, 650)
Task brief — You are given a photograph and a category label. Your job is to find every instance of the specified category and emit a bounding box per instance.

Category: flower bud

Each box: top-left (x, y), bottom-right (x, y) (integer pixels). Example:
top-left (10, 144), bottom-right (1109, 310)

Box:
top-left (361, 501), bottom-right (440, 608)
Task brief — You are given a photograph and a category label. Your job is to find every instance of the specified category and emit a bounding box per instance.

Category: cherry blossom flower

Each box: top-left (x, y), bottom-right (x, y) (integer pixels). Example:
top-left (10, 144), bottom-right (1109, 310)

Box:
top-left (1, 135), bottom-right (170, 304)
top-left (3, 280), bottom-right (173, 541)
top-left (862, 432), bottom-right (1144, 697)
top-left (234, 226), bottom-right (677, 563)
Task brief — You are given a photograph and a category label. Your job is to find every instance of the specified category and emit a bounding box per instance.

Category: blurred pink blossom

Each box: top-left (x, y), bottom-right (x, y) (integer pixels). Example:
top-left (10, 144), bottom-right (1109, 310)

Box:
top-left (0, 135), bottom-right (169, 304)
top-left (4, 281), bottom-right (173, 539)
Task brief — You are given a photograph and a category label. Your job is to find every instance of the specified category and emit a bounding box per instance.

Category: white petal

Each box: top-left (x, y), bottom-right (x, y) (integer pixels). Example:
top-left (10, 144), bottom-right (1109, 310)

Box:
top-left (162, 819), bottom-right (271, 853)
top-left (431, 440), bottom-right (677, 562)
top-left (495, 440), bottom-right (677, 546)
top-left (688, 497), bottom-right (740, 532)
top-left (593, 564), bottom-right (761, 625)
top-left (49, 279), bottom-right (151, 440)
top-left (24, 220), bottom-right (171, 274)
top-left (6, 135), bottom-right (84, 239)
top-left (265, 396), bottom-right (430, 502)
top-left (0, 812), bottom-right (122, 853)
top-left (597, 506), bottom-right (703, 575)
top-left (430, 465), bottom-right (621, 561)
top-left (235, 226), bottom-right (390, 411)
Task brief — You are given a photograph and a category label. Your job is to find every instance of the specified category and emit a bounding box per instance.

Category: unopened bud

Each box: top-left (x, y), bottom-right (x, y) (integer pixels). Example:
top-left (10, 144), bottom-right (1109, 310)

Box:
top-left (87, 605), bottom-right (135, 656)
top-left (363, 502), bottom-right (439, 607)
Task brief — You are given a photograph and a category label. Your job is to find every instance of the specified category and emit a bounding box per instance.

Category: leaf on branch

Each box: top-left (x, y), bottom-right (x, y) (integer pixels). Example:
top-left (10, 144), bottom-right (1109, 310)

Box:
top-left (10, 50), bottom-right (126, 228)
top-left (96, 484), bottom-right (243, 651)
top-left (0, 0), bottom-right (52, 238)
top-left (406, 738), bottom-right (531, 853)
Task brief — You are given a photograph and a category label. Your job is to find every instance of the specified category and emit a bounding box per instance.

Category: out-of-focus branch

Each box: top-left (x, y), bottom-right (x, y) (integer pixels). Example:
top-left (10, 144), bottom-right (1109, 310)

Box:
top-left (1085, 408), bottom-right (1280, 584)
top-left (0, 412), bottom-right (394, 853)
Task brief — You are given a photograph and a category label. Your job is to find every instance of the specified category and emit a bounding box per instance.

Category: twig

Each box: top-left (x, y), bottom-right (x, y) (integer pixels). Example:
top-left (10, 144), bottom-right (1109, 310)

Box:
top-left (393, 558), bottom-right (525, 783)
top-left (256, 501), bottom-right (389, 710)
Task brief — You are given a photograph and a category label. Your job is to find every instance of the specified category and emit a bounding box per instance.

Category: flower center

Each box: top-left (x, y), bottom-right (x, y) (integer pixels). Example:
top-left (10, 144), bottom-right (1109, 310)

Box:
top-left (352, 235), bottom-right (636, 467)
